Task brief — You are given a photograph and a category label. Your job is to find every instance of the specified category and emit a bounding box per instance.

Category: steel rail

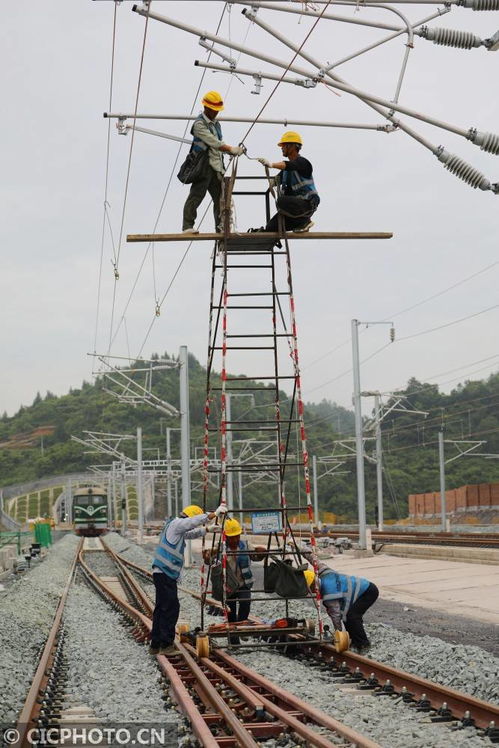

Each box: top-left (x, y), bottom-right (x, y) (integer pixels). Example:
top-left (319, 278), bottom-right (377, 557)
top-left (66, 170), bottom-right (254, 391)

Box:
top-left (114, 550), bottom-right (499, 732)
top-left (15, 539), bottom-right (82, 748)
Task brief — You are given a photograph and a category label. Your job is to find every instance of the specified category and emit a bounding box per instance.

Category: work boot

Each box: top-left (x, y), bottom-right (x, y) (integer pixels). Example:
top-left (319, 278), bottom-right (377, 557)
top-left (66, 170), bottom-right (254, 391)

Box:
top-left (182, 227), bottom-right (199, 234)
top-left (148, 642), bottom-right (160, 655)
top-left (247, 227), bottom-right (265, 233)
top-left (158, 643), bottom-right (177, 656)
top-left (292, 220), bottom-right (314, 233)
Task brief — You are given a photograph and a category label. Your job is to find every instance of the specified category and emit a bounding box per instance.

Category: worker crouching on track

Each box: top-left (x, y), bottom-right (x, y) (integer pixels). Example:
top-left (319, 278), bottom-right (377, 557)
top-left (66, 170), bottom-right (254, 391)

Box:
top-left (205, 518), bottom-right (266, 643)
top-left (150, 502), bottom-right (227, 655)
top-left (182, 90), bottom-right (244, 234)
top-left (301, 548), bottom-right (379, 654)
top-left (257, 131), bottom-right (320, 233)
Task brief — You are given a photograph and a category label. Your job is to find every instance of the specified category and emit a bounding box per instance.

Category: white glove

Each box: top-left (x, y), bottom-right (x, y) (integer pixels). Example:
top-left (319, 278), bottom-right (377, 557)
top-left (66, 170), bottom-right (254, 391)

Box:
top-left (214, 504), bottom-right (228, 517)
top-left (229, 145), bottom-right (245, 156)
top-left (257, 157), bottom-right (271, 167)
top-left (207, 524), bottom-right (221, 533)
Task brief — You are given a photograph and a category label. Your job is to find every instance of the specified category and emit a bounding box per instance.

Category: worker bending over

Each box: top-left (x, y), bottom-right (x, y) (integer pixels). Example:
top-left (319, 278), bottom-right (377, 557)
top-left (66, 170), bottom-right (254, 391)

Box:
top-left (150, 502), bottom-right (227, 655)
top-left (182, 91), bottom-right (244, 234)
top-left (204, 518), bottom-right (266, 643)
top-left (257, 131), bottom-right (320, 233)
top-left (300, 544), bottom-right (378, 653)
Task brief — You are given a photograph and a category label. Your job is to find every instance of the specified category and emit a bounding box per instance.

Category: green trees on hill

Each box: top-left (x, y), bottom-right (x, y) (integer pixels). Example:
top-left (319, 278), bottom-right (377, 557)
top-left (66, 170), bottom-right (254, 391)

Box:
top-left (0, 354), bottom-right (498, 520)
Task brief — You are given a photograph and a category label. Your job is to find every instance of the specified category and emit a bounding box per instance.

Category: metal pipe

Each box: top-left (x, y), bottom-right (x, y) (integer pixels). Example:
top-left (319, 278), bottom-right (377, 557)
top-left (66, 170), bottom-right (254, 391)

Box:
top-left (312, 454), bottom-right (319, 525)
top-left (226, 394), bottom-right (234, 511)
top-left (439, 430), bottom-right (447, 533)
top-left (352, 320), bottom-right (367, 550)
top-left (107, 108), bottom-right (393, 130)
top-left (137, 426), bottom-right (144, 543)
top-left (374, 394), bottom-right (384, 531)
top-left (166, 428), bottom-right (173, 517)
top-left (179, 345), bottom-right (192, 565)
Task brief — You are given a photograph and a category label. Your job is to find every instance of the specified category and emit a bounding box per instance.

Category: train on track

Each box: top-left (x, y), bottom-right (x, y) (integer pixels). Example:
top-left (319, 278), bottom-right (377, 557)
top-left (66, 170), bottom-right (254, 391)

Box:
top-left (73, 486), bottom-right (109, 537)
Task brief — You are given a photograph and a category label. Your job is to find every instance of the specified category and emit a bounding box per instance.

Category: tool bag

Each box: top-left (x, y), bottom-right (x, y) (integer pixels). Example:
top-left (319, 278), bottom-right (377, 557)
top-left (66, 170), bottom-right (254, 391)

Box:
top-left (264, 555), bottom-right (309, 598)
top-left (210, 562), bottom-right (240, 602)
top-left (177, 147), bottom-right (209, 184)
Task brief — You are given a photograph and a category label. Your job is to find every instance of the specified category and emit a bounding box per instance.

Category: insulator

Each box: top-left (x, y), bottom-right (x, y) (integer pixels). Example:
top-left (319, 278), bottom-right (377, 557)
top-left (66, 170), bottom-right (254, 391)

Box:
top-left (468, 130), bottom-right (499, 155)
top-left (435, 148), bottom-right (492, 191)
top-left (390, 327), bottom-right (395, 343)
top-left (461, 0), bottom-right (499, 9)
top-left (420, 26), bottom-right (482, 49)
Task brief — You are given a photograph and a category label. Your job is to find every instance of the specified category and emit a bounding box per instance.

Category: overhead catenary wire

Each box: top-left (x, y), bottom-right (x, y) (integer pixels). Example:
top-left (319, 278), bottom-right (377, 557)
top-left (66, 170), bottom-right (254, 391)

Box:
top-left (94, 1), bottom-right (119, 359)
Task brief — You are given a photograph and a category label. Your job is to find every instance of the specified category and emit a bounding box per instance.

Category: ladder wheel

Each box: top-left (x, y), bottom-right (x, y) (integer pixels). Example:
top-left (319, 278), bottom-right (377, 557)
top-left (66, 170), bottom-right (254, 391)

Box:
top-left (334, 629), bottom-right (350, 653)
top-left (177, 623), bottom-right (190, 641)
top-left (196, 634), bottom-right (210, 658)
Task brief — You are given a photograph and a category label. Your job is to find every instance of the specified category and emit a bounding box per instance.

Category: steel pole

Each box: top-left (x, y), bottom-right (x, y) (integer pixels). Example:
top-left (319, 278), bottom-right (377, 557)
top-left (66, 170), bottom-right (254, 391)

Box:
top-left (352, 320), bottom-right (367, 549)
top-left (166, 428), bottom-right (173, 517)
top-left (439, 431), bottom-right (447, 532)
top-left (179, 345), bottom-right (192, 566)
top-left (238, 468), bottom-right (243, 513)
top-left (137, 427), bottom-right (144, 543)
top-left (312, 454), bottom-right (319, 526)
top-left (226, 393), bottom-right (234, 511)
top-left (121, 461), bottom-right (127, 536)
top-left (374, 393), bottom-right (384, 531)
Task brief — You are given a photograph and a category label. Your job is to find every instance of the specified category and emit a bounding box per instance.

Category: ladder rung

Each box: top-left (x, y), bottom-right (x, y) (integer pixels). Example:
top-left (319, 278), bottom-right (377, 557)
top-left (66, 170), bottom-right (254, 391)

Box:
top-left (225, 375), bottom-right (295, 381)
top-left (228, 292), bottom-right (290, 297)
top-left (212, 346), bottom-right (275, 350)
top-left (226, 334), bottom-right (290, 338)
top-left (212, 386), bottom-right (273, 391)
top-left (215, 265), bottom-right (273, 269)
top-left (211, 305), bottom-right (274, 310)
top-left (208, 426), bottom-right (278, 432)
top-left (224, 419), bottom-right (301, 425)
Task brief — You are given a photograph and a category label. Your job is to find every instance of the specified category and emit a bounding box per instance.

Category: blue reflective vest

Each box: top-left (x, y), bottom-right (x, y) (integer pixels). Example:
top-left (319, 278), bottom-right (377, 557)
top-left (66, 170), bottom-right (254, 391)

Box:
top-left (152, 519), bottom-right (185, 580)
top-left (235, 540), bottom-right (254, 588)
top-left (319, 569), bottom-right (370, 617)
top-left (278, 163), bottom-right (320, 203)
top-left (191, 114), bottom-right (223, 153)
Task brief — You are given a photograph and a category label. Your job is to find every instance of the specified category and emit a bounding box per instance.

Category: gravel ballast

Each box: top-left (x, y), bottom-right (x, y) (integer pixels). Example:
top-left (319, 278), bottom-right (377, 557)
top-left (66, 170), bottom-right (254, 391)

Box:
top-left (0, 534), bottom-right (80, 723)
top-left (104, 533), bottom-right (499, 747)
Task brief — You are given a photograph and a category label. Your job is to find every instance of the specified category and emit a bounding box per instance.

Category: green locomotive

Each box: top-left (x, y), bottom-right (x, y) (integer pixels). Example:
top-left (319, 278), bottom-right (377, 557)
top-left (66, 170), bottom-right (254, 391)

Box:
top-left (73, 486), bottom-right (109, 537)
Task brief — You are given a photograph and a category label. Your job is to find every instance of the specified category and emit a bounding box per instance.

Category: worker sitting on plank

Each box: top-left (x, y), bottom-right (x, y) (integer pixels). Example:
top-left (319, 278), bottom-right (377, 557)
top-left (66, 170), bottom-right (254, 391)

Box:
top-left (300, 544), bottom-right (379, 654)
top-left (150, 502), bottom-right (227, 655)
top-left (256, 131), bottom-right (320, 233)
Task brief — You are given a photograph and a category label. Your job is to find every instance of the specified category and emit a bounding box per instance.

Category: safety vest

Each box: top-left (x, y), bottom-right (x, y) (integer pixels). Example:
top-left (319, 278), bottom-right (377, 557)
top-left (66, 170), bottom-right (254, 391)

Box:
top-left (278, 165), bottom-right (320, 203)
top-left (319, 569), bottom-right (370, 617)
top-left (191, 114), bottom-right (223, 153)
top-left (236, 540), bottom-right (254, 588)
top-left (152, 519), bottom-right (185, 580)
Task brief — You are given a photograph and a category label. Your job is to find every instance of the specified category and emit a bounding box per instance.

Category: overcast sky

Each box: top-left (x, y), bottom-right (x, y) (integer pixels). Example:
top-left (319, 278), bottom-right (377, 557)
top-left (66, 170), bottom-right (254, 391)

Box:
top-left (2, 0), bottom-right (498, 422)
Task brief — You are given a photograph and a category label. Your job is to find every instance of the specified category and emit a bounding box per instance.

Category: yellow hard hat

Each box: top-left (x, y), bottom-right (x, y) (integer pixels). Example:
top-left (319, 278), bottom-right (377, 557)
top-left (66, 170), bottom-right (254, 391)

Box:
top-left (182, 504), bottom-right (204, 518)
top-left (224, 518), bottom-right (242, 537)
top-left (303, 569), bottom-right (316, 587)
top-left (202, 90), bottom-right (224, 112)
top-left (278, 130), bottom-right (303, 146)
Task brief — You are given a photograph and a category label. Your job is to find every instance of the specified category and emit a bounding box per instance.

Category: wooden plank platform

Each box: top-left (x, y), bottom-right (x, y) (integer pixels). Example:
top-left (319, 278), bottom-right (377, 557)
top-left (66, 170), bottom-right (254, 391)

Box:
top-left (127, 231), bottom-right (393, 243)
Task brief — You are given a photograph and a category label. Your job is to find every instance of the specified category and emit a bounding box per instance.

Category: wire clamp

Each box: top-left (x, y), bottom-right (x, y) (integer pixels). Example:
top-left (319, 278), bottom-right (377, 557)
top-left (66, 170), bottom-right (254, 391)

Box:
top-left (117, 117), bottom-right (128, 136)
top-left (251, 74), bottom-right (263, 95)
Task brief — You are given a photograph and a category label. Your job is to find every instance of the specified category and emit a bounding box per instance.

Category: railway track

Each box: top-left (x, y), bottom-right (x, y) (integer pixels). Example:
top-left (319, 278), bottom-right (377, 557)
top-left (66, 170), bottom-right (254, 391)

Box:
top-left (14, 539), bottom-right (379, 748)
top-left (298, 529), bottom-right (499, 549)
top-left (116, 548), bottom-right (499, 742)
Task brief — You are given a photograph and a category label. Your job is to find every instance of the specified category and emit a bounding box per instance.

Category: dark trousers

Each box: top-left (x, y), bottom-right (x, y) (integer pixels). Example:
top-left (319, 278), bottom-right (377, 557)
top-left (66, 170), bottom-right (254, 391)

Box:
top-left (182, 165), bottom-right (222, 230)
top-left (227, 586), bottom-right (251, 623)
top-left (151, 572), bottom-right (179, 647)
top-left (345, 582), bottom-right (379, 648)
top-left (265, 195), bottom-right (317, 232)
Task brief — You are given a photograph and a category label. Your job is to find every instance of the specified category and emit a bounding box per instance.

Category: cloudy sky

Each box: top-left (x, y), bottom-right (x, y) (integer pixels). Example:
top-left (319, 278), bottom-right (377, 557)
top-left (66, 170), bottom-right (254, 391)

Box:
top-left (2, 0), bottom-right (498, 421)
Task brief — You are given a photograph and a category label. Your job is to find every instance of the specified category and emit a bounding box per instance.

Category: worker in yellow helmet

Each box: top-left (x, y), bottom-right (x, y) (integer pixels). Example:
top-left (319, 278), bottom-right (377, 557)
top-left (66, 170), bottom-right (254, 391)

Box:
top-left (181, 91), bottom-right (245, 234)
top-left (300, 545), bottom-right (378, 654)
top-left (150, 501), bottom-right (227, 655)
top-left (255, 131), bottom-right (320, 234)
top-left (204, 517), bottom-right (266, 642)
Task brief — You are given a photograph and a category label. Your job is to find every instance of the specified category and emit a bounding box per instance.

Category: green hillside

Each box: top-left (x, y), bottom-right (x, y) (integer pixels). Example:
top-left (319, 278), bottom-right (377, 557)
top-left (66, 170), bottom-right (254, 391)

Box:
top-left (1, 354), bottom-right (498, 521)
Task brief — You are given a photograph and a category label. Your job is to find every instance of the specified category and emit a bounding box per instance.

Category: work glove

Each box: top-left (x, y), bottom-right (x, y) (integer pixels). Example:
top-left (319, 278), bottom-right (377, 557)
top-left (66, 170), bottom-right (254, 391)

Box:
top-left (214, 504), bottom-right (228, 517)
top-left (229, 145), bottom-right (245, 156)
top-left (257, 157), bottom-right (271, 167)
top-left (207, 524), bottom-right (221, 533)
